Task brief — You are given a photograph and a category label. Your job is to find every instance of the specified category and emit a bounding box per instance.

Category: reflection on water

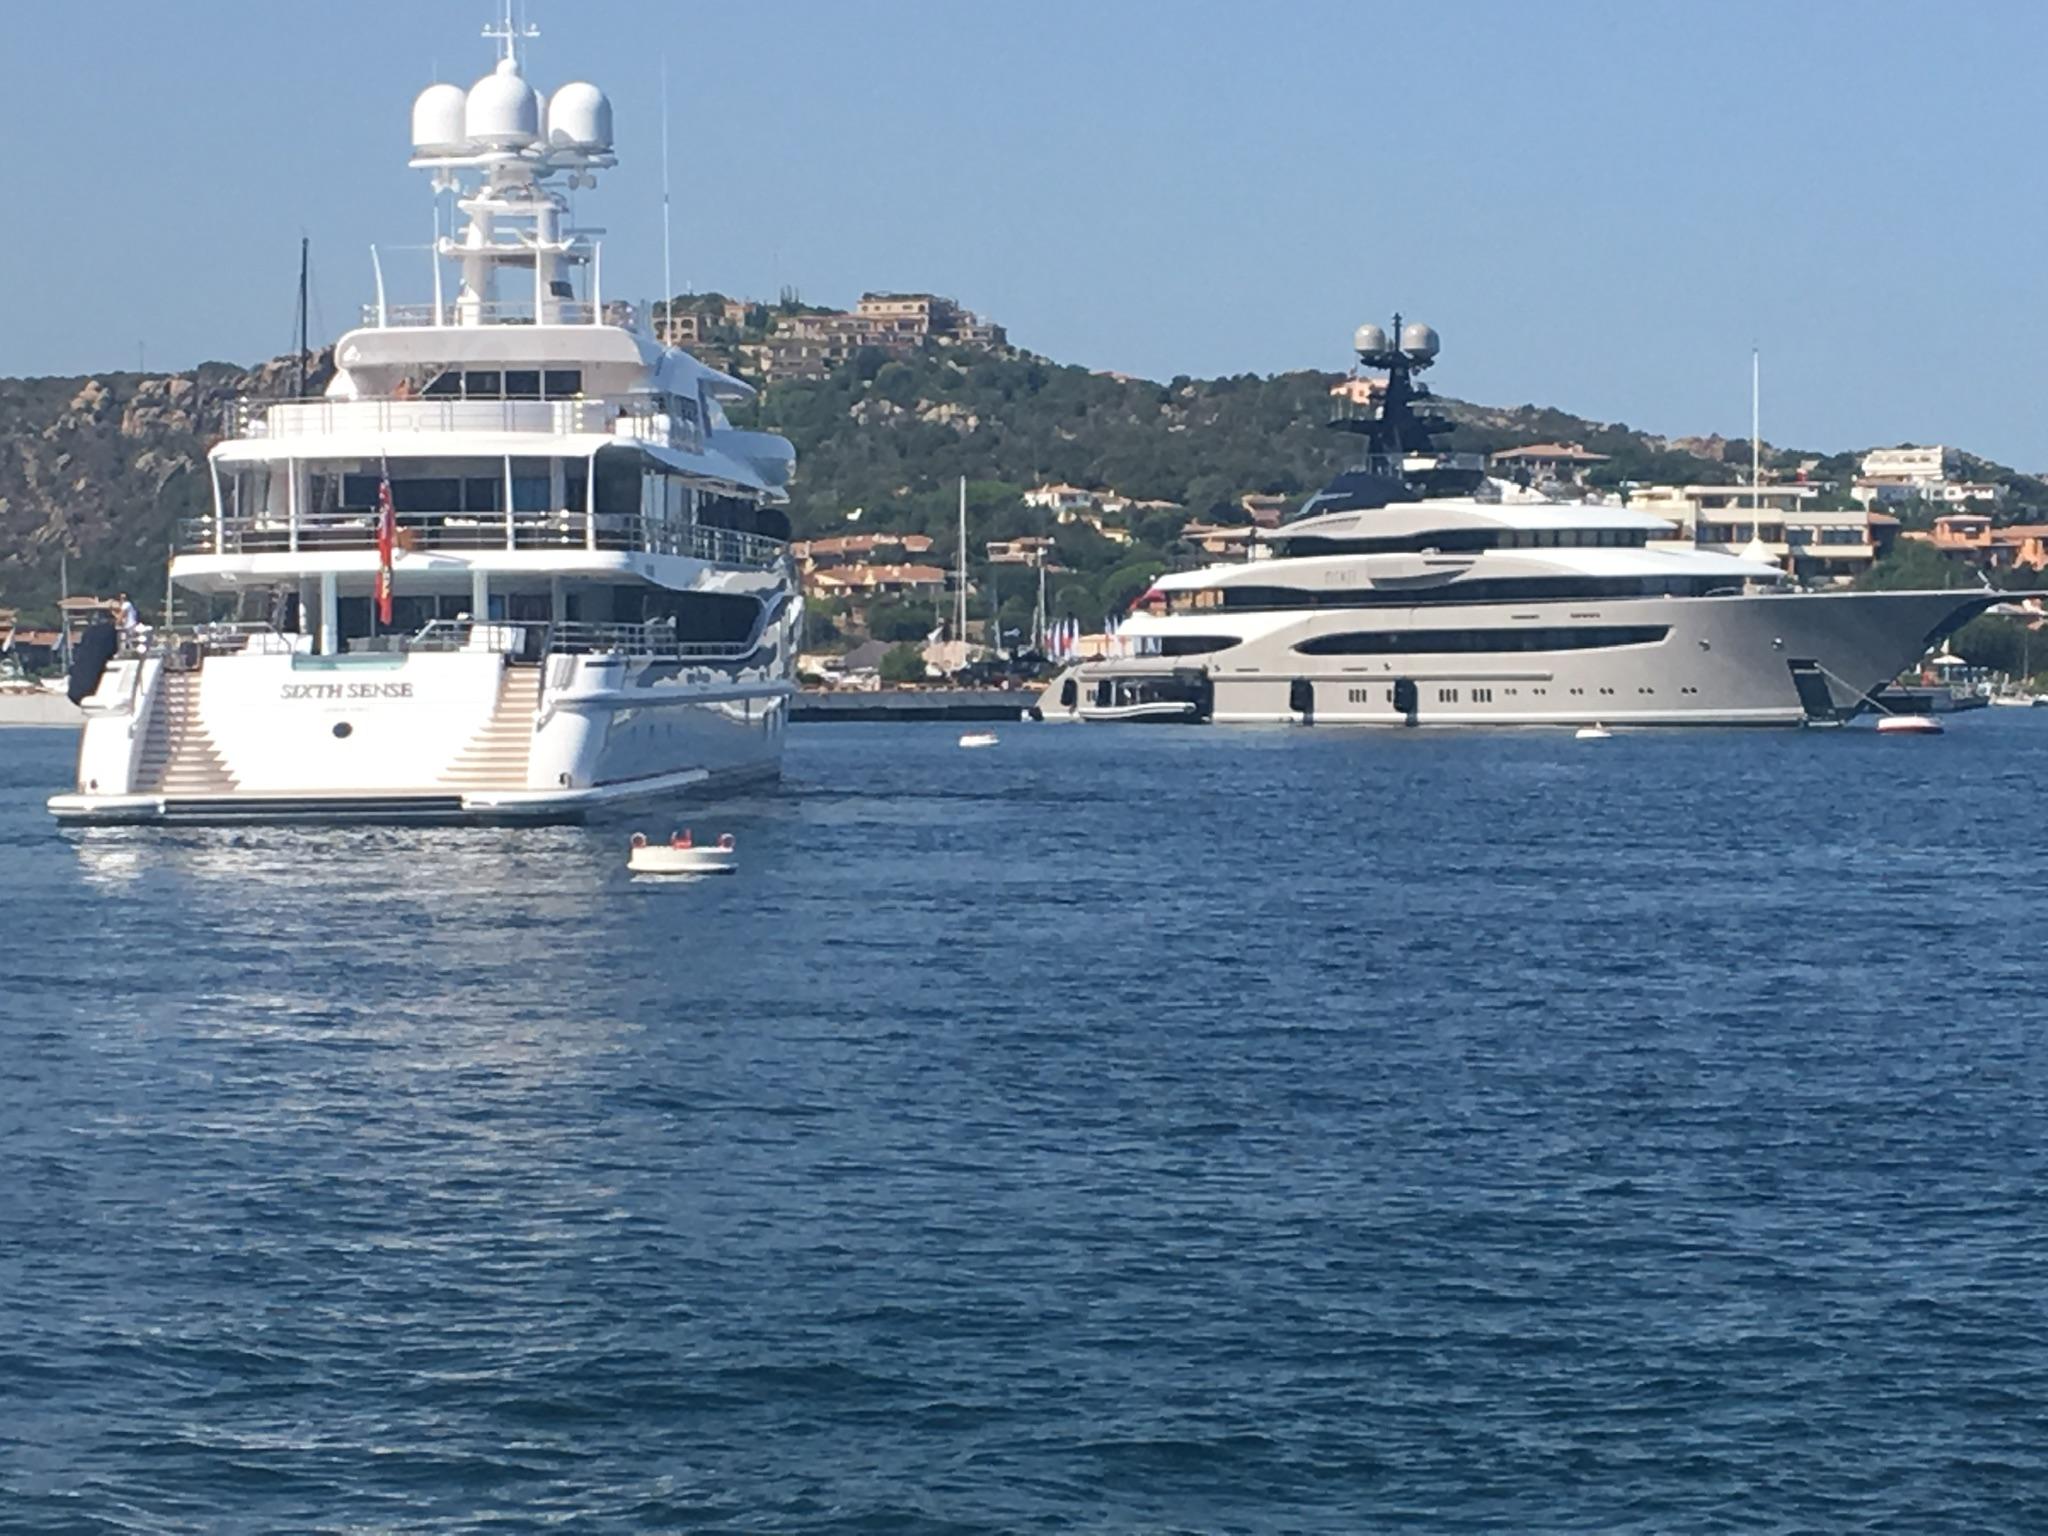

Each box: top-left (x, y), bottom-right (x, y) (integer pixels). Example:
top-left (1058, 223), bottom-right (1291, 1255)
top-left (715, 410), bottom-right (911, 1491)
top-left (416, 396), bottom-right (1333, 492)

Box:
top-left (67, 830), bottom-right (152, 889)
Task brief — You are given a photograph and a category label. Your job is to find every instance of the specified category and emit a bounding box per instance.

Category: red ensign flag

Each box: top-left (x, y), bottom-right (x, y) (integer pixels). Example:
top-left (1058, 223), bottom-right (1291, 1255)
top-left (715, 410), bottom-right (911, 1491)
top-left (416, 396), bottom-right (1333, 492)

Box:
top-left (375, 473), bottom-right (396, 625)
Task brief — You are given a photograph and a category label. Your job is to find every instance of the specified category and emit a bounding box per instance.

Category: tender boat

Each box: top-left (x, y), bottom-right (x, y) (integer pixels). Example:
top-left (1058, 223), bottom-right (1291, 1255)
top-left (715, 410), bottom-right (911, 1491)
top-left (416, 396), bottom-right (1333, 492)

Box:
top-left (1074, 677), bottom-right (1205, 723)
top-left (958, 731), bottom-right (999, 748)
top-left (628, 830), bottom-right (736, 874)
top-left (1876, 714), bottom-right (1944, 736)
top-left (1575, 723), bottom-right (1612, 740)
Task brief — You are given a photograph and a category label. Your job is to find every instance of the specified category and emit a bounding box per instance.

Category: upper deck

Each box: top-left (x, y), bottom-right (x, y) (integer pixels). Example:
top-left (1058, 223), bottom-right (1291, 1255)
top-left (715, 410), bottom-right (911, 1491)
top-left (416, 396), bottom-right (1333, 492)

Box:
top-left (199, 20), bottom-right (798, 561)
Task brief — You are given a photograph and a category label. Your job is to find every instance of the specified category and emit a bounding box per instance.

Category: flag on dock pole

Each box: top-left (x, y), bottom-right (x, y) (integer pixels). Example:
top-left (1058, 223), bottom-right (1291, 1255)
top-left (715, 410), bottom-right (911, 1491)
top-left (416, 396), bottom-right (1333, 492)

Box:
top-left (375, 464), bottom-right (396, 626)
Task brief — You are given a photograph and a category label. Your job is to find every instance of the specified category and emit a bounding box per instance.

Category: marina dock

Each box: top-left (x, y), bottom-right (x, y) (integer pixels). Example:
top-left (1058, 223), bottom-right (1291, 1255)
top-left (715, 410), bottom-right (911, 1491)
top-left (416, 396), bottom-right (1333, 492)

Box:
top-left (792, 688), bottom-right (1032, 723)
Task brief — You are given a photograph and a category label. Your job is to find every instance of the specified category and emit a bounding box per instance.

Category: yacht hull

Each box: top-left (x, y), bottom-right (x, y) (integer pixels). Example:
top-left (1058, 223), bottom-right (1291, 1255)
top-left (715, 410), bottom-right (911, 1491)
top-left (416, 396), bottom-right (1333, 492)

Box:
top-left (46, 764), bottom-right (780, 826)
top-left (49, 647), bottom-right (788, 825)
top-left (1040, 590), bottom-right (1994, 728)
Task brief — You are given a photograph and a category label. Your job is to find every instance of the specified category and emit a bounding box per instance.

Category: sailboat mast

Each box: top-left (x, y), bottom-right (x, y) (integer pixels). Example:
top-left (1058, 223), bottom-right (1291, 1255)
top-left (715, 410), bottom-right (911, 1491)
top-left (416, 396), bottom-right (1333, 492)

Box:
top-left (955, 476), bottom-right (968, 646)
top-left (1034, 554), bottom-right (1047, 653)
top-left (1750, 347), bottom-right (1760, 516)
top-left (660, 58), bottom-right (673, 343)
top-left (989, 562), bottom-right (1000, 659)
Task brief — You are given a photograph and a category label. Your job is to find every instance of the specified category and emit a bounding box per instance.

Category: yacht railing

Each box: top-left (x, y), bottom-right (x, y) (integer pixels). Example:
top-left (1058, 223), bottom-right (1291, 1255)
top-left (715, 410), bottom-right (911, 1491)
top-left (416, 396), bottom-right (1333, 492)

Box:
top-left (676, 523), bottom-right (787, 567)
top-left (408, 618), bottom-right (757, 662)
top-left (231, 396), bottom-right (700, 451)
top-left (177, 513), bottom-right (786, 567)
top-left (115, 620), bottom-right (759, 668)
top-left (115, 623), bottom-right (302, 664)
top-left (361, 300), bottom-right (601, 328)
top-left (546, 621), bottom-right (759, 659)
top-left (180, 510), bottom-right (597, 554)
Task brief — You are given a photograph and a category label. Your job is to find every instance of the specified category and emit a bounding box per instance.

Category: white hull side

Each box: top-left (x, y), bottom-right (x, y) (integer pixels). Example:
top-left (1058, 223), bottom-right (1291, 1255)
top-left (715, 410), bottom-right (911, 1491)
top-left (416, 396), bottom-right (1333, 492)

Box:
top-left (1039, 590), bottom-right (1995, 728)
top-left (49, 648), bottom-right (788, 825)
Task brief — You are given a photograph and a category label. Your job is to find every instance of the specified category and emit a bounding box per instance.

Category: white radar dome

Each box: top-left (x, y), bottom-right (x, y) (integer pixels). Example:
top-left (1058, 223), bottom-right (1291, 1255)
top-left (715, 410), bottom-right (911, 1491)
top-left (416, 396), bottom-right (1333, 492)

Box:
top-left (1353, 323), bottom-right (1388, 355)
top-left (1400, 322), bottom-right (1440, 360)
top-left (548, 82), bottom-right (615, 152)
top-left (411, 83), bottom-right (468, 155)
top-left (465, 56), bottom-right (541, 150)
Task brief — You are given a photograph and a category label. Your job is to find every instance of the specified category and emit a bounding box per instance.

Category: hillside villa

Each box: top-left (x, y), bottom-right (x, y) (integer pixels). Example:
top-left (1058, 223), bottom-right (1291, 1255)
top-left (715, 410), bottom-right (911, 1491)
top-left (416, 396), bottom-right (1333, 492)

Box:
top-left (1023, 483), bottom-right (1097, 512)
top-left (806, 562), bottom-right (948, 599)
top-left (985, 536), bottom-right (1063, 566)
top-left (732, 292), bottom-right (1008, 384)
top-left (792, 532), bottom-right (936, 574)
top-left (1908, 511), bottom-right (2048, 571)
top-left (1489, 442), bottom-right (1612, 487)
top-left (1624, 483), bottom-right (1897, 583)
top-left (1021, 482), bottom-right (1174, 545)
top-left (1852, 444), bottom-right (2007, 510)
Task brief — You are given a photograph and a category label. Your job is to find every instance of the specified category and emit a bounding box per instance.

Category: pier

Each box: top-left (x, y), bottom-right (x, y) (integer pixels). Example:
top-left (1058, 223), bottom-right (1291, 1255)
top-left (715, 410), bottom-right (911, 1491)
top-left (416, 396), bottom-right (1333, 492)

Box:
top-left (792, 688), bottom-right (1032, 723)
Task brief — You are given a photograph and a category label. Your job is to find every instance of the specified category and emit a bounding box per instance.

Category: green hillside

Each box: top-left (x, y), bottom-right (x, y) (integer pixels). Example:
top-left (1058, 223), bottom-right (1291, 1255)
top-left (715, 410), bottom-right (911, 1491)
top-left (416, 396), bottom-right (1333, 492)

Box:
top-left (4, 335), bottom-right (2044, 641)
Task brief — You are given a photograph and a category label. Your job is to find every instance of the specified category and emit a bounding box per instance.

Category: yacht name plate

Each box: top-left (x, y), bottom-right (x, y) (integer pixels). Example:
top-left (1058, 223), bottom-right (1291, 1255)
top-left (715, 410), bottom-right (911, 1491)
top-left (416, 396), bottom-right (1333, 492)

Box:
top-left (279, 682), bottom-right (418, 701)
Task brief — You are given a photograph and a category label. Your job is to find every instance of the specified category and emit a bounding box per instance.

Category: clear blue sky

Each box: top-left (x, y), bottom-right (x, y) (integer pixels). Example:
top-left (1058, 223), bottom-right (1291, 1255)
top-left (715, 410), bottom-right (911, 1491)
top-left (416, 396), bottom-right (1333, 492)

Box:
top-left (7, 1), bottom-right (2044, 469)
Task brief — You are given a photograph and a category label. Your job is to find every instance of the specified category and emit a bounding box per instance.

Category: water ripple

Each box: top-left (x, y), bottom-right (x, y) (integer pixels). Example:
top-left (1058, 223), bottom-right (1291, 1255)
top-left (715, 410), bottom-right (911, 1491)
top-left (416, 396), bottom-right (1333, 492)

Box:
top-left (4, 718), bottom-right (2048, 1531)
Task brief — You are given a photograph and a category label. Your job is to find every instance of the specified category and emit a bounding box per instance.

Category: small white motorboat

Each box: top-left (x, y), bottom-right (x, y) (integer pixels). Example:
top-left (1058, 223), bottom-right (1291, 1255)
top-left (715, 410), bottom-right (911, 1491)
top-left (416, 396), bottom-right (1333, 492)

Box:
top-left (958, 731), bottom-right (999, 749)
top-left (1575, 723), bottom-right (1612, 740)
top-left (628, 830), bottom-right (737, 875)
top-left (1876, 714), bottom-right (1943, 736)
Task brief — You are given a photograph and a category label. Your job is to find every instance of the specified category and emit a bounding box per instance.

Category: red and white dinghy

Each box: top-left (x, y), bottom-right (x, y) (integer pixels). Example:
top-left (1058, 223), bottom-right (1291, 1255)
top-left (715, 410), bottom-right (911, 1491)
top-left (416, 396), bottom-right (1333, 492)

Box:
top-left (1876, 714), bottom-right (1944, 737)
top-left (628, 830), bottom-right (737, 875)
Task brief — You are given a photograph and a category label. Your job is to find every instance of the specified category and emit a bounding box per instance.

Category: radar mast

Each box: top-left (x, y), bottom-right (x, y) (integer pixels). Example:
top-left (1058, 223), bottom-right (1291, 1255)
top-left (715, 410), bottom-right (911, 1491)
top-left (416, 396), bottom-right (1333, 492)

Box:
top-left (402, 14), bottom-right (617, 329)
top-left (1315, 314), bottom-right (1484, 508)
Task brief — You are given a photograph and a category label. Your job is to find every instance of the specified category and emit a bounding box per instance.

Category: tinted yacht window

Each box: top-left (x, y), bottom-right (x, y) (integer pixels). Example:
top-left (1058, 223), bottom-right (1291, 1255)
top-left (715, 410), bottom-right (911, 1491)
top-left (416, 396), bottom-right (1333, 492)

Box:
top-left (1296, 625), bottom-right (1671, 655)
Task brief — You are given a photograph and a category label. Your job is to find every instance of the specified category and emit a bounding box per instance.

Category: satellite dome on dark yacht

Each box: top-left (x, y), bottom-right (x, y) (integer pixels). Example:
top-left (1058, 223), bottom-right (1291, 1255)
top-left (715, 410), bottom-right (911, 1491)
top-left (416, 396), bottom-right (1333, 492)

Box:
top-left (1353, 323), bottom-right (1388, 355)
top-left (1400, 322), bottom-right (1440, 360)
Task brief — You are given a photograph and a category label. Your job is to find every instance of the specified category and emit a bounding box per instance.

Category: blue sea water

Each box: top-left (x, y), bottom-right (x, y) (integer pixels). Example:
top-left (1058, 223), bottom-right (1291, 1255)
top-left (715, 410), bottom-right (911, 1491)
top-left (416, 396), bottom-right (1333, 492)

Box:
top-left (3, 716), bottom-right (2047, 1534)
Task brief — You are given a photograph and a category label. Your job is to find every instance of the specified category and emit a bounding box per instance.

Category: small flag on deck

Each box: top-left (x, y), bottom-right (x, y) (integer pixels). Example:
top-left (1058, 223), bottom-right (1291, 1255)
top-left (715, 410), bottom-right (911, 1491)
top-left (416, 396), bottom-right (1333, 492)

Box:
top-left (375, 469), bottom-right (396, 625)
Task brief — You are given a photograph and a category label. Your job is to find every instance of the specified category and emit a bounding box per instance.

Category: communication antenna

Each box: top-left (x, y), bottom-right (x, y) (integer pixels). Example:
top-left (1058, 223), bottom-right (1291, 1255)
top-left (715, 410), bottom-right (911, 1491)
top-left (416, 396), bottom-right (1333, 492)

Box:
top-left (295, 235), bottom-right (310, 399)
top-left (661, 57), bottom-right (674, 344)
top-left (483, 0), bottom-right (538, 64)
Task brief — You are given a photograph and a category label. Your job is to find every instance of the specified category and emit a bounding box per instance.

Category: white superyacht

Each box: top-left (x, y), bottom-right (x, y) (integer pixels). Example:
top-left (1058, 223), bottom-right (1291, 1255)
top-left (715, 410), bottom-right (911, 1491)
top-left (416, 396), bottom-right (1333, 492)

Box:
top-left (53, 28), bottom-right (797, 823)
top-left (1040, 320), bottom-right (1993, 727)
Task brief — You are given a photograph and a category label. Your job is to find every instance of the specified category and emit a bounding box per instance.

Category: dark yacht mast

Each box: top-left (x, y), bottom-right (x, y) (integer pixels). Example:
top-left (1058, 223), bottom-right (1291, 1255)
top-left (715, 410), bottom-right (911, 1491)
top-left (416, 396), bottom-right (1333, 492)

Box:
top-left (1298, 315), bottom-right (1485, 517)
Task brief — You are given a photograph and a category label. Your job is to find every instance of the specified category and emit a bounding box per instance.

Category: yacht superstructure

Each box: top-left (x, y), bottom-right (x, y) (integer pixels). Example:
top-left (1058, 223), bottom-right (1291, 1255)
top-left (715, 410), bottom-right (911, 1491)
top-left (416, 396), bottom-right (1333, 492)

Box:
top-left (1039, 320), bottom-right (1994, 727)
top-left (53, 24), bottom-right (799, 823)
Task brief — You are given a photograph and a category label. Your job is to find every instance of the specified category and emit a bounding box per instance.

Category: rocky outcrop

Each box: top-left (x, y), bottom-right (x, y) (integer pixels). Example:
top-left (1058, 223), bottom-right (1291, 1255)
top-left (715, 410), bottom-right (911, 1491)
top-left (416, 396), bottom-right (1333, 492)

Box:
top-left (0, 349), bottom-right (331, 618)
